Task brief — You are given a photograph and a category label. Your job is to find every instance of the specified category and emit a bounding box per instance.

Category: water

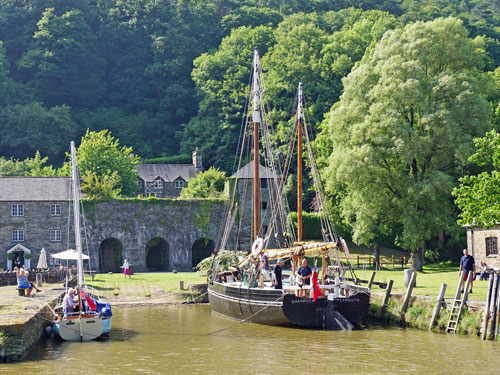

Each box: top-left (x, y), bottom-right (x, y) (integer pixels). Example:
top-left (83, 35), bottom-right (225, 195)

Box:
top-left (1, 305), bottom-right (499, 374)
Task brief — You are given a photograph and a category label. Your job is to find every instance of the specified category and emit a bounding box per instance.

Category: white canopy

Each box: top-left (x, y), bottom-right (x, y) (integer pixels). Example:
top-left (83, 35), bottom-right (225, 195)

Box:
top-left (51, 249), bottom-right (90, 261)
top-left (37, 248), bottom-right (48, 269)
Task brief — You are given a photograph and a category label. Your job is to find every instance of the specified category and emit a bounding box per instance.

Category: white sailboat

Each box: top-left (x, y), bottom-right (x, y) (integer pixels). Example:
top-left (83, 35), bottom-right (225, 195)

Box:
top-left (53, 141), bottom-right (112, 341)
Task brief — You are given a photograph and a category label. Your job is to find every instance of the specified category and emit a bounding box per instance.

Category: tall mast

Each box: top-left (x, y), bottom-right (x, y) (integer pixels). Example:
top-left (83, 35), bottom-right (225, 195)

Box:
top-left (252, 50), bottom-right (261, 241)
top-left (70, 141), bottom-right (84, 287)
top-left (297, 82), bottom-right (303, 242)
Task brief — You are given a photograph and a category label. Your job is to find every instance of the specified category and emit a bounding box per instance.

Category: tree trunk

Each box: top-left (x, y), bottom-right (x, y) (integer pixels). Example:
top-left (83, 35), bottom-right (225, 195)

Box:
top-left (373, 242), bottom-right (380, 267)
top-left (410, 246), bottom-right (425, 271)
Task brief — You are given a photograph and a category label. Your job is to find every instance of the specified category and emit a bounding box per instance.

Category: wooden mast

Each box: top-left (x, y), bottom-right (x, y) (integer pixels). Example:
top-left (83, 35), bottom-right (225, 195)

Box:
top-left (252, 50), bottom-right (260, 242)
top-left (297, 82), bottom-right (303, 243)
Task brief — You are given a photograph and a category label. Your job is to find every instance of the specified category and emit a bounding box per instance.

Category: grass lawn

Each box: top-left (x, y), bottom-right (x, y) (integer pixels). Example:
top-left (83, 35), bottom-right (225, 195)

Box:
top-left (360, 261), bottom-right (489, 301)
top-left (85, 272), bottom-right (206, 299)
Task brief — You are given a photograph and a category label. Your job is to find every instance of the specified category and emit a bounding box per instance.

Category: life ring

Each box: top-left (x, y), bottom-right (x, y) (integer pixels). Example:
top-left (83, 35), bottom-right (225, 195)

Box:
top-left (251, 237), bottom-right (264, 257)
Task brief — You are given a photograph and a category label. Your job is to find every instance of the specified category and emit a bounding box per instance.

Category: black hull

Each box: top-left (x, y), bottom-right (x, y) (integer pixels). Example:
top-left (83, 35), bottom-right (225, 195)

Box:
top-left (208, 282), bottom-right (290, 326)
top-left (282, 292), bottom-right (370, 329)
top-left (208, 282), bottom-right (370, 330)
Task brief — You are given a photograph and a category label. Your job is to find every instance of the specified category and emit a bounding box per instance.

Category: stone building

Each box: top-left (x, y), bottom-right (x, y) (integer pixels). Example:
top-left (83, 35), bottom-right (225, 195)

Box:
top-left (0, 177), bottom-right (74, 270)
top-left (226, 162), bottom-right (285, 251)
top-left (136, 148), bottom-right (204, 198)
top-left (466, 225), bottom-right (500, 269)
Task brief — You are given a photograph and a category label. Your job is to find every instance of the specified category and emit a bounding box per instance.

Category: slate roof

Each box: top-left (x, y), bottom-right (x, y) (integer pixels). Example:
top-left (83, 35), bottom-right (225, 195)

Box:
top-left (0, 177), bottom-right (72, 201)
top-left (137, 164), bottom-right (196, 183)
top-left (230, 162), bottom-right (277, 179)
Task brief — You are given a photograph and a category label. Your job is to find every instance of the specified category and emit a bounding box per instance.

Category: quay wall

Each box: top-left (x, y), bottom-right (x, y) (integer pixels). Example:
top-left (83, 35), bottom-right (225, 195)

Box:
top-left (0, 292), bottom-right (62, 362)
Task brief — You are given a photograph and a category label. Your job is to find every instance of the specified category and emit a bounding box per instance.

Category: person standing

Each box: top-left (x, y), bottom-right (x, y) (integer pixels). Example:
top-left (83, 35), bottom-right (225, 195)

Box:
top-left (121, 259), bottom-right (131, 278)
top-left (459, 249), bottom-right (476, 293)
top-left (273, 259), bottom-right (283, 289)
top-left (296, 259), bottom-right (313, 285)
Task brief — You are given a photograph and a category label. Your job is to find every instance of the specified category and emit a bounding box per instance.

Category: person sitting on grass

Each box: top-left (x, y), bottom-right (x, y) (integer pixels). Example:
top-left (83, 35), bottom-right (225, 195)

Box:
top-left (14, 266), bottom-right (32, 296)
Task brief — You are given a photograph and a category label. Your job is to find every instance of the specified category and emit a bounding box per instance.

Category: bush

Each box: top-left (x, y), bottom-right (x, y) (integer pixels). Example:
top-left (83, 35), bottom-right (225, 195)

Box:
top-left (288, 211), bottom-right (323, 240)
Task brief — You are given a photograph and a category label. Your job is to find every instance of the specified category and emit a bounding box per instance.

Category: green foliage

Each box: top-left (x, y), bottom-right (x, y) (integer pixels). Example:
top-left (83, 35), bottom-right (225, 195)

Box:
top-left (142, 155), bottom-right (192, 164)
top-left (196, 249), bottom-right (247, 275)
top-left (317, 18), bottom-right (492, 267)
top-left (7, 252), bottom-right (15, 260)
top-left (454, 130), bottom-right (500, 226)
top-left (288, 211), bottom-right (323, 239)
top-left (180, 167), bottom-right (227, 199)
top-left (0, 331), bottom-right (7, 348)
top-left (0, 151), bottom-right (57, 176)
top-left (62, 129), bottom-right (139, 199)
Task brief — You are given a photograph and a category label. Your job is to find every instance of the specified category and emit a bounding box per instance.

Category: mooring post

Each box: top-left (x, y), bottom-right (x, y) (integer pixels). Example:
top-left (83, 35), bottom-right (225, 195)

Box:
top-left (379, 279), bottom-right (394, 319)
top-left (429, 283), bottom-right (447, 331)
top-left (367, 271), bottom-right (376, 289)
top-left (454, 271), bottom-right (465, 301)
top-left (179, 281), bottom-right (184, 290)
top-left (36, 272), bottom-right (43, 288)
top-left (357, 256), bottom-right (359, 268)
top-left (494, 272), bottom-right (500, 340)
top-left (400, 271), bottom-right (416, 320)
top-left (481, 274), bottom-right (495, 340)
top-left (487, 273), bottom-right (499, 339)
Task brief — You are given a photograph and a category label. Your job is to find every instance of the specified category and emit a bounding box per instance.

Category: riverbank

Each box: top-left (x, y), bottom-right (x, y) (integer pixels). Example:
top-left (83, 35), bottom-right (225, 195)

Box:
top-left (0, 284), bottom-right (64, 362)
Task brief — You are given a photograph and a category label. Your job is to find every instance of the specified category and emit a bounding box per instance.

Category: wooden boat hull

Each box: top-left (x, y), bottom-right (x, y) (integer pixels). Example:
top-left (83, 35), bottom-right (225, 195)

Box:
top-left (282, 292), bottom-right (370, 329)
top-left (208, 281), bottom-right (370, 329)
top-left (208, 281), bottom-right (291, 326)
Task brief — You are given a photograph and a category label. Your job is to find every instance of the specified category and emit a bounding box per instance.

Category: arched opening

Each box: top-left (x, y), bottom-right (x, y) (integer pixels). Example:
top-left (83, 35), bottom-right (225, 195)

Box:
top-left (191, 237), bottom-right (215, 269)
top-left (99, 238), bottom-right (123, 273)
top-left (146, 237), bottom-right (169, 271)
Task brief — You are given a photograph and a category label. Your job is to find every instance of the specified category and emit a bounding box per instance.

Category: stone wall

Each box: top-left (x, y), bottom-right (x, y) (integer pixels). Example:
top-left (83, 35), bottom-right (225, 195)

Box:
top-left (0, 270), bottom-right (69, 287)
top-left (467, 226), bottom-right (500, 269)
top-left (83, 199), bottom-right (225, 272)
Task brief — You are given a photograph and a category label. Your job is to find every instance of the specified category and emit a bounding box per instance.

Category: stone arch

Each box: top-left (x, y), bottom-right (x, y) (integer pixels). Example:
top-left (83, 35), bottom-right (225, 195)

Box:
top-left (191, 237), bottom-right (215, 269)
top-left (145, 237), bottom-right (169, 271)
top-left (99, 238), bottom-right (123, 273)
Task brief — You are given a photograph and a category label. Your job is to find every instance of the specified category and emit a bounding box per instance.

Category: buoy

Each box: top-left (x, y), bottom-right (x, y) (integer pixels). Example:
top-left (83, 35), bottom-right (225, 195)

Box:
top-left (251, 237), bottom-right (264, 257)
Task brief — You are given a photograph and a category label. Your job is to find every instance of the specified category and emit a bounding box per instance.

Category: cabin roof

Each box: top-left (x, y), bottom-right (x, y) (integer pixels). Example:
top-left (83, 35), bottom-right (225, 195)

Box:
top-left (0, 177), bottom-right (72, 201)
top-left (230, 162), bottom-right (277, 179)
top-left (138, 164), bottom-right (196, 183)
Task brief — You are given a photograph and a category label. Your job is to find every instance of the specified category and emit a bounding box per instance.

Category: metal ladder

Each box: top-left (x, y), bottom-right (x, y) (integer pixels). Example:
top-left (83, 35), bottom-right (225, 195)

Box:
top-left (446, 271), bottom-right (472, 334)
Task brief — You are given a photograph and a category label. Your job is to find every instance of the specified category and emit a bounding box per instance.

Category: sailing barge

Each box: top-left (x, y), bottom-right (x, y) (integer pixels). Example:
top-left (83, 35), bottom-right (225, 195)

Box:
top-left (207, 51), bottom-right (369, 330)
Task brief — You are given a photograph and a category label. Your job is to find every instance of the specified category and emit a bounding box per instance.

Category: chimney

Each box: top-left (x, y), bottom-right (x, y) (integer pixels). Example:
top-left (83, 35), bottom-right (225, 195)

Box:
top-left (192, 148), bottom-right (204, 173)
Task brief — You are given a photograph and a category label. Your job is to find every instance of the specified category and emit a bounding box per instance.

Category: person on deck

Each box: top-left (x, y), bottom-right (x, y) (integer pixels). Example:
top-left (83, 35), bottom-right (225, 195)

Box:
top-left (296, 259), bottom-right (312, 286)
top-left (14, 266), bottom-right (32, 296)
top-left (63, 288), bottom-right (79, 317)
top-left (459, 249), bottom-right (476, 293)
top-left (121, 259), bottom-right (131, 278)
top-left (273, 259), bottom-right (283, 289)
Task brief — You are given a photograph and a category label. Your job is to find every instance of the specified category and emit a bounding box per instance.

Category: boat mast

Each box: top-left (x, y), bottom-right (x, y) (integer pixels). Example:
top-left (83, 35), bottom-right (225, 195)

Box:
top-left (297, 82), bottom-right (303, 243)
top-left (252, 50), bottom-right (260, 241)
top-left (70, 141), bottom-right (84, 288)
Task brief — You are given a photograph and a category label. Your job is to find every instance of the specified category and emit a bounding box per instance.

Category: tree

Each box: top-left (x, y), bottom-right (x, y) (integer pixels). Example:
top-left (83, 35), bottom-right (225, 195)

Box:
top-left (318, 17), bottom-right (492, 270)
top-left (62, 130), bottom-right (139, 198)
top-left (454, 130), bottom-right (500, 227)
top-left (180, 167), bottom-right (226, 199)
top-left (0, 151), bottom-right (57, 176)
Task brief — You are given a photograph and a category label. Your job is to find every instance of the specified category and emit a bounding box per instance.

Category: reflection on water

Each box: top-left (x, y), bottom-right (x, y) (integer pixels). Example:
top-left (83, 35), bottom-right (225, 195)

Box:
top-left (1, 304), bottom-right (498, 374)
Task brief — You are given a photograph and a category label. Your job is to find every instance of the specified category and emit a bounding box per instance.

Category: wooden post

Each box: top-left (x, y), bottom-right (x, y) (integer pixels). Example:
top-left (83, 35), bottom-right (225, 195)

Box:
top-left (454, 271), bottom-right (465, 301)
top-left (429, 283), bottom-right (447, 331)
top-left (297, 86), bottom-right (303, 242)
top-left (379, 280), bottom-right (394, 319)
top-left (494, 273), bottom-right (500, 340)
top-left (252, 50), bottom-right (260, 242)
top-left (487, 273), bottom-right (499, 339)
top-left (392, 255), bottom-right (394, 267)
top-left (179, 281), bottom-right (184, 290)
top-left (367, 271), bottom-right (376, 289)
top-left (481, 274), bottom-right (494, 340)
top-left (357, 256), bottom-right (359, 268)
top-left (400, 271), bottom-right (416, 318)
top-left (369, 256), bottom-right (372, 268)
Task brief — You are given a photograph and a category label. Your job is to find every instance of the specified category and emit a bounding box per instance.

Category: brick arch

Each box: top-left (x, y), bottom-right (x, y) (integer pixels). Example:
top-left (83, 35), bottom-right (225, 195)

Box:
top-left (99, 237), bottom-right (123, 273)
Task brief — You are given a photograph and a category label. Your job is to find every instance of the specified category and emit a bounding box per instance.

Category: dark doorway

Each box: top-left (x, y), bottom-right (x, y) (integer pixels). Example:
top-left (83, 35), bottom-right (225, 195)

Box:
top-left (191, 237), bottom-right (215, 269)
top-left (146, 237), bottom-right (169, 271)
top-left (12, 251), bottom-right (24, 269)
top-left (99, 238), bottom-right (123, 273)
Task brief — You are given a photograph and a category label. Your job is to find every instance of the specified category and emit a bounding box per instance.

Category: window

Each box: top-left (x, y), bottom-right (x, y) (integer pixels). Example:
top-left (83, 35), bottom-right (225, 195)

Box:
top-left (260, 179), bottom-right (267, 189)
top-left (261, 201), bottom-right (268, 210)
top-left (50, 204), bottom-right (61, 216)
top-left (12, 230), bottom-right (24, 242)
top-left (153, 179), bottom-right (163, 188)
top-left (50, 229), bottom-right (62, 242)
top-left (175, 180), bottom-right (185, 188)
top-left (12, 204), bottom-right (24, 216)
top-left (486, 237), bottom-right (498, 256)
